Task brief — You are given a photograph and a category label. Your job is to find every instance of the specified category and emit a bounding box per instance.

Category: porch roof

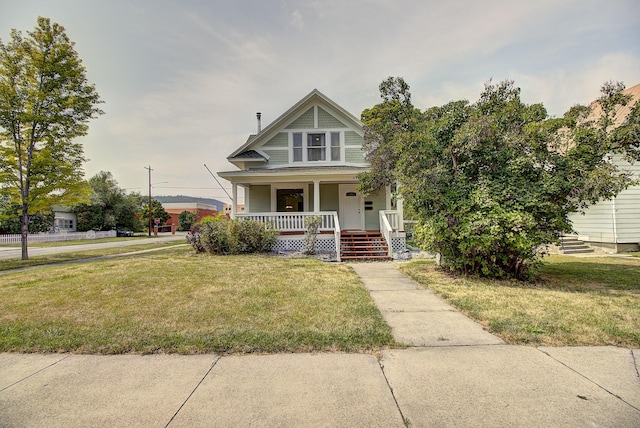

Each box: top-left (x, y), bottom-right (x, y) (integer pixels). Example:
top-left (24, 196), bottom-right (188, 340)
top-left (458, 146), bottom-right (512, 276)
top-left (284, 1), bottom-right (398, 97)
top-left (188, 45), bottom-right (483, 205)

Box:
top-left (218, 165), bottom-right (369, 184)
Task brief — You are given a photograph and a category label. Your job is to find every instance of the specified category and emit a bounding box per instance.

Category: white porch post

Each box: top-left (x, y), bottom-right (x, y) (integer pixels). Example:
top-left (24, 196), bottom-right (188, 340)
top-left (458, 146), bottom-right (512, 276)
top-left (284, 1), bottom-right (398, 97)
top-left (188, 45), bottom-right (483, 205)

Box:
top-left (231, 183), bottom-right (238, 219)
top-left (396, 181), bottom-right (404, 231)
top-left (313, 180), bottom-right (320, 213)
top-left (243, 185), bottom-right (250, 214)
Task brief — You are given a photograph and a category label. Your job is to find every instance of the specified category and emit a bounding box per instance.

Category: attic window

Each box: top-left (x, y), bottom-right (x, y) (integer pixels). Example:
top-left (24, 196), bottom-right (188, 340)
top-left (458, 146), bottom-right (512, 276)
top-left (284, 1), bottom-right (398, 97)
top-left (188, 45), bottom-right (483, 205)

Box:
top-left (293, 133), bottom-right (303, 162)
top-left (291, 131), bottom-right (342, 163)
top-left (308, 133), bottom-right (326, 161)
top-left (330, 132), bottom-right (340, 161)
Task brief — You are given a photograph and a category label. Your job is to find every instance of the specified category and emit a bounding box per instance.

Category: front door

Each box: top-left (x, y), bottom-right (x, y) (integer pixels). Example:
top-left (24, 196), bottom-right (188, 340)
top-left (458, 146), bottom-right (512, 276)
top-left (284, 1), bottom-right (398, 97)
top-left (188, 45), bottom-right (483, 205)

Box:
top-left (339, 184), bottom-right (363, 230)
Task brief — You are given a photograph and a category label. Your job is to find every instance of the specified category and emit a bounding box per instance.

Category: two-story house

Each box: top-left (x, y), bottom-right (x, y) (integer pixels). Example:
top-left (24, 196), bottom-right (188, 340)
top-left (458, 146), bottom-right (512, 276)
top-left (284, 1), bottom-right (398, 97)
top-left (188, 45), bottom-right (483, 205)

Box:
top-left (217, 89), bottom-right (406, 261)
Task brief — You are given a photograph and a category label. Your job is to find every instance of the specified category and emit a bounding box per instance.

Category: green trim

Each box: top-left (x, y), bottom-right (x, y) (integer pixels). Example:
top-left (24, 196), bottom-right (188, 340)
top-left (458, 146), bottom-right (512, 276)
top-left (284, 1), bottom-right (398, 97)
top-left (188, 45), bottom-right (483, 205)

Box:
top-left (262, 132), bottom-right (288, 148)
top-left (285, 107), bottom-right (314, 129)
top-left (263, 150), bottom-right (289, 164)
top-left (318, 107), bottom-right (347, 128)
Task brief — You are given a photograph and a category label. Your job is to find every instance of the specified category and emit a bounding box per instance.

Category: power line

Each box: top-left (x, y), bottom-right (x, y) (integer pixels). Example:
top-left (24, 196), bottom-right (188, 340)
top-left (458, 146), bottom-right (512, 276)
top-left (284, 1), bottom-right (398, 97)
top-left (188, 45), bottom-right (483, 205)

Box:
top-left (154, 186), bottom-right (233, 190)
top-left (204, 164), bottom-right (233, 201)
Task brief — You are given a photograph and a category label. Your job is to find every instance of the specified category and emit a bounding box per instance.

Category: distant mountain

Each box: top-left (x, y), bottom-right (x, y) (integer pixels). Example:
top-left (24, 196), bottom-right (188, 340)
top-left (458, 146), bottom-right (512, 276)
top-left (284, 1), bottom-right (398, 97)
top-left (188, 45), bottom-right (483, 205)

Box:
top-left (154, 195), bottom-right (224, 211)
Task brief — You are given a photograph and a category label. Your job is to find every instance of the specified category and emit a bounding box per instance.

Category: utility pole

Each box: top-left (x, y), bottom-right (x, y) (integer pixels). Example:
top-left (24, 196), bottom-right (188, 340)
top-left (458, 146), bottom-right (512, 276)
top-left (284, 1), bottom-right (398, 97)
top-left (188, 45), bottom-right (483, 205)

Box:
top-left (144, 165), bottom-right (153, 236)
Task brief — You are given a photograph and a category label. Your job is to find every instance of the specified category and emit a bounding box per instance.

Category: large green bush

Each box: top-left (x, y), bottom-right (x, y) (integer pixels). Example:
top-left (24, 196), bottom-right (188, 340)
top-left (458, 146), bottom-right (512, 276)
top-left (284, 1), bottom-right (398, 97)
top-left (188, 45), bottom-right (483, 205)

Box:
top-left (360, 77), bottom-right (639, 280)
top-left (187, 216), bottom-right (277, 255)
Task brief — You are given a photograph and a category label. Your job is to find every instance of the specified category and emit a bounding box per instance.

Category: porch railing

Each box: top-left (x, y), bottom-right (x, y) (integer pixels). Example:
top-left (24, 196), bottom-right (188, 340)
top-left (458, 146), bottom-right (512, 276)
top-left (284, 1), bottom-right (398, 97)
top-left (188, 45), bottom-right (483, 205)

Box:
top-left (236, 211), bottom-right (342, 261)
top-left (382, 210), bottom-right (400, 231)
top-left (333, 213), bottom-right (341, 262)
top-left (236, 211), bottom-right (337, 232)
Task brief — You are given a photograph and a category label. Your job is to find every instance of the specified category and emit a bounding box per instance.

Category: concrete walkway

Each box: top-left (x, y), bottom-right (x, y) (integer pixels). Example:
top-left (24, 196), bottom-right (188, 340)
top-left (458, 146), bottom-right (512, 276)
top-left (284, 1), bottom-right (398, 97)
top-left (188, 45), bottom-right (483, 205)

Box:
top-left (349, 262), bottom-right (504, 347)
top-left (1, 262), bottom-right (639, 427)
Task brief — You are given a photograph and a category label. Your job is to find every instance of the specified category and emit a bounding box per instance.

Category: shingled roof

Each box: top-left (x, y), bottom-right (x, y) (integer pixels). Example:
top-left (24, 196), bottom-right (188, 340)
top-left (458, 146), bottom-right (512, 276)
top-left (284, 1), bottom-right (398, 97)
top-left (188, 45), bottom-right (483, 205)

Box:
top-left (229, 150), bottom-right (266, 161)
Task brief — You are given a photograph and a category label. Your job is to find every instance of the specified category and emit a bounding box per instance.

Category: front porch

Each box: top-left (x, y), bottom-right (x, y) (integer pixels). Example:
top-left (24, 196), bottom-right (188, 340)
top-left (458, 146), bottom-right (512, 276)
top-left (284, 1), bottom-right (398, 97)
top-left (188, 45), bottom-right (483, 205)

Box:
top-left (236, 211), bottom-right (406, 261)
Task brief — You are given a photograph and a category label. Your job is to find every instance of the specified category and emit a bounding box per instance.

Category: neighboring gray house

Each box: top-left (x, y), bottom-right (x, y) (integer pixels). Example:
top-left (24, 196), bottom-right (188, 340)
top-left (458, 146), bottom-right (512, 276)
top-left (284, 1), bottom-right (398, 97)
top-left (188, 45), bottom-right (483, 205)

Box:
top-left (51, 205), bottom-right (77, 233)
top-left (217, 89), bottom-right (406, 260)
top-left (569, 83), bottom-right (640, 252)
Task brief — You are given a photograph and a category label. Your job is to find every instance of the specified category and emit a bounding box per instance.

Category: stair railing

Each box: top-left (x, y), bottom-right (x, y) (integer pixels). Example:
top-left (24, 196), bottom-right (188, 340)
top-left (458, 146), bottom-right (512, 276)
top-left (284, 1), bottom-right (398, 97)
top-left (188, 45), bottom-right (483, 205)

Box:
top-left (333, 213), bottom-right (341, 262)
top-left (379, 211), bottom-right (394, 258)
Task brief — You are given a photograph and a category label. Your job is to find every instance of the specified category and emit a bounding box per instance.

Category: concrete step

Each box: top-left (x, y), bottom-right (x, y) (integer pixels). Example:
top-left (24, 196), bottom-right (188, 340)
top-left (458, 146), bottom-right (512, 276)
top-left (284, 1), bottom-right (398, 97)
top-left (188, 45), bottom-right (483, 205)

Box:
top-left (341, 231), bottom-right (390, 261)
top-left (559, 236), bottom-right (594, 254)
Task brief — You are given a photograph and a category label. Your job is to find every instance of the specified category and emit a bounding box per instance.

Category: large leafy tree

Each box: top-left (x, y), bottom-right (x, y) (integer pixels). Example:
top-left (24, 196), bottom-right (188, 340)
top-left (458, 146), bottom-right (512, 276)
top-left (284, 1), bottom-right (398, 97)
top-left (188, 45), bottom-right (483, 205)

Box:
top-left (178, 210), bottom-right (197, 231)
top-left (0, 17), bottom-right (103, 259)
top-left (75, 171), bottom-right (144, 232)
top-left (361, 78), bottom-right (639, 279)
top-left (0, 195), bottom-right (53, 233)
top-left (141, 199), bottom-right (171, 232)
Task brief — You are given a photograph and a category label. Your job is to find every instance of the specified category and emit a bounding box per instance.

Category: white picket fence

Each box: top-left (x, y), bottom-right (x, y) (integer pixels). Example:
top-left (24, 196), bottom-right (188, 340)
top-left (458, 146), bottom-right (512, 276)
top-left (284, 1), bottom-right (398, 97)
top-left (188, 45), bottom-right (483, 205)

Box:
top-left (0, 230), bottom-right (116, 245)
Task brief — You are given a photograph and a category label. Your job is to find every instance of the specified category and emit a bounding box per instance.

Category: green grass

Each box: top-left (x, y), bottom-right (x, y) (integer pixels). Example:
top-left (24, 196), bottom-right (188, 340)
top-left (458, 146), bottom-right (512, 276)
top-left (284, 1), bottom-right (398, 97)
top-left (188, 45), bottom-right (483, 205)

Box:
top-left (0, 241), bottom-right (184, 271)
top-left (399, 255), bottom-right (640, 347)
top-left (0, 248), bottom-right (395, 354)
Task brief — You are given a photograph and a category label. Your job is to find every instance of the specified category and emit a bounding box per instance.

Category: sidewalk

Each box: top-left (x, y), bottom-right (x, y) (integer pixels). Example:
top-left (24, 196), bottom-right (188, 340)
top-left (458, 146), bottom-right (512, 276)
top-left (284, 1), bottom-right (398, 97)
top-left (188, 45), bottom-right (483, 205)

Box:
top-left (1, 262), bottom-right (639, 427)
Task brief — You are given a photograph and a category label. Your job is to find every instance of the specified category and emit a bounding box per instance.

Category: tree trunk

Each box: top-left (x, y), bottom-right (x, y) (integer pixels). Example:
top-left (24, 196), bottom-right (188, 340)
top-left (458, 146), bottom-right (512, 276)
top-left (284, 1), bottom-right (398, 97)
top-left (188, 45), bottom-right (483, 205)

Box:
top-left (21, 204), bottom-right (29, 260)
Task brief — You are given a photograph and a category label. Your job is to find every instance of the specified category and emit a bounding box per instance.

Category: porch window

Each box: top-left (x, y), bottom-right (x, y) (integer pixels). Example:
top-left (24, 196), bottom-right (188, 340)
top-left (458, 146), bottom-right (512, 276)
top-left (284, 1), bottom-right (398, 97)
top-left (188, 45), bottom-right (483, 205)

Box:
top-left (277, 189), bottom-right (304, 212)
top-left (307, 133), bottom-right (326, 161)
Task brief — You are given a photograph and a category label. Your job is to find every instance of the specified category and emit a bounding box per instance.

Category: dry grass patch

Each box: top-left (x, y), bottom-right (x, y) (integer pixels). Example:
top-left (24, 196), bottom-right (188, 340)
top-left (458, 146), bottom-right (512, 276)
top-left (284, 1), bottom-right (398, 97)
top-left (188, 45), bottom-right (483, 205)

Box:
top-left (0, 242), bottom-right (182, 271)
top-left (0, 248), bottom-right (394, 354)
top-left (400, 255), bottom-right (640, 347)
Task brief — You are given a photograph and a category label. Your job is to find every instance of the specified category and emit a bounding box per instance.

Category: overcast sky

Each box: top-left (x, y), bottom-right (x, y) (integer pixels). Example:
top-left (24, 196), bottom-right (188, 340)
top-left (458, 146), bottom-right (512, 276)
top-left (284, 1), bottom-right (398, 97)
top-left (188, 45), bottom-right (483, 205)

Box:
top-left (2, 0), bottom-right (639, 203)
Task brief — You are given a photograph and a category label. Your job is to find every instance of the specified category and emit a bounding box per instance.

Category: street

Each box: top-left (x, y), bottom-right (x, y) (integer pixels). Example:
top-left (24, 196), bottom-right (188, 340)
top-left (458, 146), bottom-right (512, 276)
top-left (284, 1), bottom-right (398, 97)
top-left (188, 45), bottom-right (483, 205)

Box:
top-left (0, 233), bottom-right (187, 260)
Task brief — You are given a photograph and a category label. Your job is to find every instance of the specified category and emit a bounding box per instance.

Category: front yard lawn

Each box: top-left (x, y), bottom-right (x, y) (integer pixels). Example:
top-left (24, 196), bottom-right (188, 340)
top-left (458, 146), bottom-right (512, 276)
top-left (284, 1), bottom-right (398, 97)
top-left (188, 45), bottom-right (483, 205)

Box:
top-left (0, 248), bottom-right (395, 354)
top-left (400, 255), bottom-right (640, 347)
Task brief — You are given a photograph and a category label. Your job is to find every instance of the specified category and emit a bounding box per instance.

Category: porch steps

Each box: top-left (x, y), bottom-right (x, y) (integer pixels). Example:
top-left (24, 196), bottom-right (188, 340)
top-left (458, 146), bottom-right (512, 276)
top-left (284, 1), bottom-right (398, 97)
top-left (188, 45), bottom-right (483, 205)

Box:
top-left (340, 231), bottom-right (391, 261)
top-left (560, 235), bottom-right (594, 255)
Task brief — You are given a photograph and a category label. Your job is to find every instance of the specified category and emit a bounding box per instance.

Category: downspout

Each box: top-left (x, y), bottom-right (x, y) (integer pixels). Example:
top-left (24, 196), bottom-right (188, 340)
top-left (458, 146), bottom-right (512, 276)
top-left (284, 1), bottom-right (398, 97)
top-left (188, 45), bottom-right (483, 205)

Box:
top-left (611, 198), bottom-right (618, 246)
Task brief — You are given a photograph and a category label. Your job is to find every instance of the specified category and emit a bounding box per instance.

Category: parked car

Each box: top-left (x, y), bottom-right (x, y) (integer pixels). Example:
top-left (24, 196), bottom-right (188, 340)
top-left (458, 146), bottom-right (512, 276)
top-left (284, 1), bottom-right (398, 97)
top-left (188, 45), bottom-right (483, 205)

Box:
top-left (116, 228), bottom-right (134, 237)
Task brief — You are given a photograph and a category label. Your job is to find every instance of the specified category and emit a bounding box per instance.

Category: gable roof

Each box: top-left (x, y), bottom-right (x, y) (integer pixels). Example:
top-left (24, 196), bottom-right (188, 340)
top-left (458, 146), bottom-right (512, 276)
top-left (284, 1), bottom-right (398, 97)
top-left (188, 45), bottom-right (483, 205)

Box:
top-left (227, 89), bottom-right (363, 159)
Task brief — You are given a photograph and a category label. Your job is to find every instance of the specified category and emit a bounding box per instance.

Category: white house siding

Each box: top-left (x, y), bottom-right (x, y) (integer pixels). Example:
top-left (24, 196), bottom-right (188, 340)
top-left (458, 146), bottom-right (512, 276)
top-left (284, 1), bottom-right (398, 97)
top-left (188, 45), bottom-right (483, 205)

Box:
top-left (318, 107), bottom-right (347, 128)
top-left (285, 107), bottom-right (314, 129)
top-left (569, 156), bottom-right (640, 247)
top-left (570, 203), bottom-right (617, 242)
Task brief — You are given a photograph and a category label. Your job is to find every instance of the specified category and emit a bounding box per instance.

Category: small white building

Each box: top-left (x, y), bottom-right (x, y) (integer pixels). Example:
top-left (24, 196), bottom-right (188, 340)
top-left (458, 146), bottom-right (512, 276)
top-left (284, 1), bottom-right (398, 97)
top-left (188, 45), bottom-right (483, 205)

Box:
top-left (51, 205), bottom-right (77, 233)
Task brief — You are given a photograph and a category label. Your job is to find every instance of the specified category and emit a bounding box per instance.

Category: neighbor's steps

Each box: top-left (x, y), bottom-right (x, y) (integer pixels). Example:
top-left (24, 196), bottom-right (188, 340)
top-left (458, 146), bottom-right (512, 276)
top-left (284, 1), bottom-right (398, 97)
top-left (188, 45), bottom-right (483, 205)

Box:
top-left (340, 231), bottom-right (391, 261)
top-left (560, 236), bottom-right (594, 254)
